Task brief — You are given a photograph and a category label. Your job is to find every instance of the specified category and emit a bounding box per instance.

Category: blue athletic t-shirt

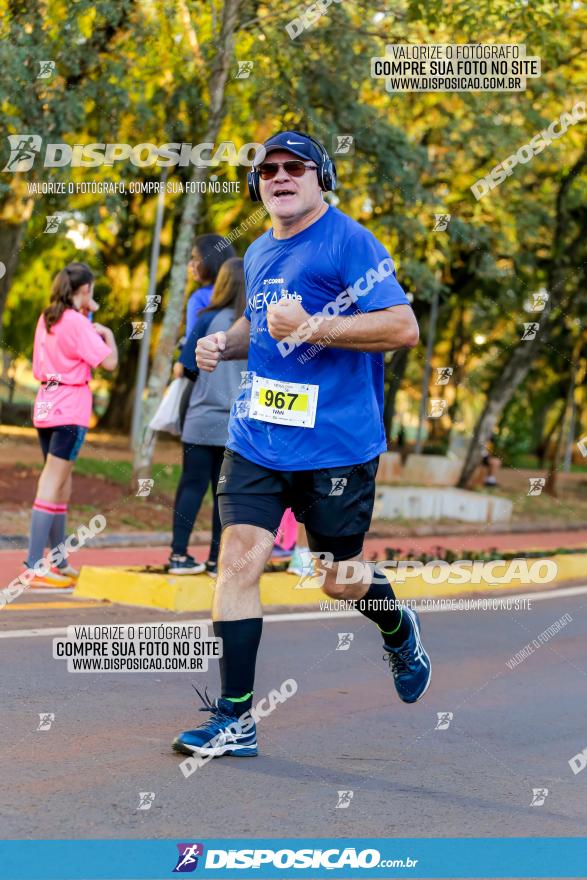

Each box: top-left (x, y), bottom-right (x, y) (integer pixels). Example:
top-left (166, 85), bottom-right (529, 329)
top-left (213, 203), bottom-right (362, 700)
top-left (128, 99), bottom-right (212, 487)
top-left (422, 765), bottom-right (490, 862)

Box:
top-left (186, 284), bottom-right (213, 337)
top-left (227, 206), bottom-right (411, 470)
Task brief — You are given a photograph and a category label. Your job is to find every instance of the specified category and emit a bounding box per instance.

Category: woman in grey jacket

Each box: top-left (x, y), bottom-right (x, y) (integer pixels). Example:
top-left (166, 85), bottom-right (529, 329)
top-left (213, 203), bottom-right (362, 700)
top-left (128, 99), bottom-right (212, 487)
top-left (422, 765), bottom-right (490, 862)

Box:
top-left (169, 258), bottom-right (247, 575)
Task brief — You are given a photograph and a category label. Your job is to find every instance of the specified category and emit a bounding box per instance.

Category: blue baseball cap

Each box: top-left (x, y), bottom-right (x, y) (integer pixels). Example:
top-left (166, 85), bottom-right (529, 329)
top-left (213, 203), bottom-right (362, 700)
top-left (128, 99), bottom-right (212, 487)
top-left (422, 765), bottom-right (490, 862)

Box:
top-left (253, 131), bottom-right (323, 167)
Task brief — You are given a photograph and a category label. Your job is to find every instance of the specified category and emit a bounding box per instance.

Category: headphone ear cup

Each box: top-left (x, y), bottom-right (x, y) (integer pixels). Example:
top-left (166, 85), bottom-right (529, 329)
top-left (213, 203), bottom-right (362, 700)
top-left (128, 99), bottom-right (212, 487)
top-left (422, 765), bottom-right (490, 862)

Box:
top-left (321, 159), bottom-right (337, 192)
top-left (247, 170), bottom-right (261, 201)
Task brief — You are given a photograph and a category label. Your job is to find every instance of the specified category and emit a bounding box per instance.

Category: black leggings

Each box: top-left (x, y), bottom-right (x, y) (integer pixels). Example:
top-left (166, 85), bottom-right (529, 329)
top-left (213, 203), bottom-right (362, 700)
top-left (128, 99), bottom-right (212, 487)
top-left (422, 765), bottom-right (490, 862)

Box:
top-left (172, 444), bottom-right (225, 560)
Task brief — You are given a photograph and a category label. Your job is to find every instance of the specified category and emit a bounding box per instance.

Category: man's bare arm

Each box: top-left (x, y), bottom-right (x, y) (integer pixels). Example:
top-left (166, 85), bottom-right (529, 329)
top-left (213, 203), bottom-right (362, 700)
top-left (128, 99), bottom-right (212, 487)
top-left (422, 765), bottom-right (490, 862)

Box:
top-left (196, 316), bottom-right (250, 372)
top-left (222, 315), bottom-right (251, 360)
top-left (307, 305), bottom-right (419, 352)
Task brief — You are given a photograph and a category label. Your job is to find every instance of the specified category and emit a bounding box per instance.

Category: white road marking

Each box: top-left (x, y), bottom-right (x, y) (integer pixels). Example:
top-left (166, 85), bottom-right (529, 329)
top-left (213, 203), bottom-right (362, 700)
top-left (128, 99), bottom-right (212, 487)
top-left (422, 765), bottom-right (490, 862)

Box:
top-left (0, 583), bottom-right (586, 640)
top-left (0, 626), bottom-right (71, 638)
top-left (26, 588), bottom-right (75, 595)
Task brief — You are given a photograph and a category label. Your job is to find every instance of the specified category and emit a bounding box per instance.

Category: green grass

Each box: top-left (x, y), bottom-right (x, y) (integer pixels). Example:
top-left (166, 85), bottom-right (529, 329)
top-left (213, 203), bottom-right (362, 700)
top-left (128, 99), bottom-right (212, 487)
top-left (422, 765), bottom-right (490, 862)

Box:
top-left (150, 463), bottom-right (184, 495)
top-left (508, 452), bottom-right (587, 473)
top-left (74, 458), bottom-right (133, 485)
top-left (73, 456), bottom-right (212, 500)
top-left (120, 515), bottom-right (147, 528)
top-left (75, 457), bottom-right (183, 495)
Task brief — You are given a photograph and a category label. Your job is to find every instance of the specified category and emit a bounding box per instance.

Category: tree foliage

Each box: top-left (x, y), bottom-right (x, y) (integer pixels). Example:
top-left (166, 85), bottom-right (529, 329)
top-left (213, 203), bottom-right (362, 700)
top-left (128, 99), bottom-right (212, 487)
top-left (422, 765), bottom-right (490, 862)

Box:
top-left (0, 0), bottom-right (584, 479)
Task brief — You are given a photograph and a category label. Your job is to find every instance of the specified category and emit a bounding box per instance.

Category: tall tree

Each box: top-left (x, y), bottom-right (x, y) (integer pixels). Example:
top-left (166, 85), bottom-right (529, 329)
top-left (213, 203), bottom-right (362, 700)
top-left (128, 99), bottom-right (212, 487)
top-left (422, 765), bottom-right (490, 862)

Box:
top-left (458, 144), bottom-right (587, 486)
top-left (0, 0), bottom-right (137, 332)
top-left (133, 0), bottom-right (243, 477)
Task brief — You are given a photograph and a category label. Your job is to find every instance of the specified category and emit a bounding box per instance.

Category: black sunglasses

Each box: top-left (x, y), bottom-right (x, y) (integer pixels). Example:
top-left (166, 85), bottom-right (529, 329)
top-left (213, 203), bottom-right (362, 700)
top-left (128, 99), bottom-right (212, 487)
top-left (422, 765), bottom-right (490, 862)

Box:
top-left (258, 160), bottom-right (317, 180)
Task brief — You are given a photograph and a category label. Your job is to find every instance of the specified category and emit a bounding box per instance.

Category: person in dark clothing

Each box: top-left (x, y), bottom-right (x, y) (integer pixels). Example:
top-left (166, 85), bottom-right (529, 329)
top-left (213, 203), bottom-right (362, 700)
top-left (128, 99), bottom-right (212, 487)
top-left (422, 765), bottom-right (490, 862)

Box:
top-left (169, 258), bottom-right (247, 576)
top-left (184, 234), bottom-right (236, 339)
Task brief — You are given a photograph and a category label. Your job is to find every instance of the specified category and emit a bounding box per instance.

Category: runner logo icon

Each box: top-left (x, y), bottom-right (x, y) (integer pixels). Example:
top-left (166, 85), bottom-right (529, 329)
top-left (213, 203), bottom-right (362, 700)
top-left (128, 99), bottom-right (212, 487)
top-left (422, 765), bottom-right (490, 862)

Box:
top-left (329, 477), bottom-right (347, 496)
top-left (530, 787), bottom-right (549, 806)
top-left (173, 843), bottom-right (204, 872)
top-left (137, 792), bottom-right (155, 810)
top-left (300, 551), bottom-right (334, 588)
top-left (435, 712), bottom-right (453, 730)
top-left (44, 215), bottom-right (62, 233)
top-left (521, 322), bottom-right (539, 341)
top-left (336, 790), bottom-right (354, 808)
top-left (336, 633), bottom-right (354, 651)
top-left (333, 135), bottom-right (354, 154)
top-left (235, 61), bottom-right (253, 79)
top-left (527, 477), bottom-right (546, 496)
top-left (433, 213), bottom-right (451, 231)
top-left (3, 134), bottom-right (42, 171)
top-left (45, 373), bottom-right (62, 392)
top-left (37, 713), bottom-right (55, 731)
top-left (37, 60), bottom-right (56, 79)
top-left (434, 366), bottom-right (453, 385)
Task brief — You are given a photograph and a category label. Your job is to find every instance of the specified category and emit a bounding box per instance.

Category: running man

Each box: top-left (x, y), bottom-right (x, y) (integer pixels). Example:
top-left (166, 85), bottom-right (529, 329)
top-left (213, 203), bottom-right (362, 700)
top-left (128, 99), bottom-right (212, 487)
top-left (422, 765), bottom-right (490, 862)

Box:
top-left (173, 131), bottom-right (430, 759)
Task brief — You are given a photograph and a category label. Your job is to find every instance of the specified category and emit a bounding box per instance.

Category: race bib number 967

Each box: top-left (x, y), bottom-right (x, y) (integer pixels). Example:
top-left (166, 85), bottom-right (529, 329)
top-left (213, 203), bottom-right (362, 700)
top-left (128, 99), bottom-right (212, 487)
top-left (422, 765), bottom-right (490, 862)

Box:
top-left (249, 376), bottom-right (318, 428)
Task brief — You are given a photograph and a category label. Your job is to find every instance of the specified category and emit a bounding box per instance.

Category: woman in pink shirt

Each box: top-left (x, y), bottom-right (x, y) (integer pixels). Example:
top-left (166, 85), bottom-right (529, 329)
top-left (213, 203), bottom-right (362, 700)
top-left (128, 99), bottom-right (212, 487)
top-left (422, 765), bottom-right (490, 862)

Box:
top-left (25, 262), bottom-right (118, 587)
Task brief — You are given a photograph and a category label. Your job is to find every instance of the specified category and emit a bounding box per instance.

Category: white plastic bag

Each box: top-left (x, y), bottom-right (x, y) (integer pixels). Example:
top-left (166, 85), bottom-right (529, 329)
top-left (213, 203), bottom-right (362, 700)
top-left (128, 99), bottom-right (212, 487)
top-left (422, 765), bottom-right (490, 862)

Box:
top-left (148, 377), bottom-right (191, 435)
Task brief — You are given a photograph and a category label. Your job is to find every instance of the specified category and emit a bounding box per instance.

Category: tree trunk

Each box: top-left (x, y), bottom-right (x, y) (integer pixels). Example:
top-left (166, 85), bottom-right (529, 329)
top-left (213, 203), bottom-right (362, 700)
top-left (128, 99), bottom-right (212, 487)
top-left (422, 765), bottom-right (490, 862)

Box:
top-left (532, 400), bottom-right (552, 466)
top-left (544, 384), bottom-right (572, 497)
top-left (383, 348), bottom-right (408, 442)
top-left (552, 338), bottom-right (582, 482)
top-left (414, 285), bottom-right (439, 454)
top-left (446, 304), bottom-right (467, 446)
top-left (458, 144), bottom-right (587, 488)
top-left (133, 0), bottom-right (242, 479)
top-left (458, 336), bottom-right (546, 487)
top-left (562, 395), bottom-right (576, 473)
top-left (0, 183), bottom-right (34, 334)
top-left (99, 342), bottom-right (139, 432)
top-left (536, 402), bottom-right (565, 469)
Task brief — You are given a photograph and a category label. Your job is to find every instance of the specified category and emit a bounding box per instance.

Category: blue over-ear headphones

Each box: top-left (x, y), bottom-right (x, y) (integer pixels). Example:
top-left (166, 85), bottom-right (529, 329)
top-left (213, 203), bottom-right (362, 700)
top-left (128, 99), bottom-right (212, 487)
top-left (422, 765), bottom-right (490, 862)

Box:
top-left (247, 131), bottom-right (337, 202)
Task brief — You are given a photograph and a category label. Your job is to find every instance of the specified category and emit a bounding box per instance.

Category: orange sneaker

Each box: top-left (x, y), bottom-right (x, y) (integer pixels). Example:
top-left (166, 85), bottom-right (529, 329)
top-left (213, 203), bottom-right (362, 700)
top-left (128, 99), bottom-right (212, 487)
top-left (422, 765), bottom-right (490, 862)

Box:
top-left (27, 569), bottom-right (74, 588)
top-left (50, 563), bottom-right (79, 580)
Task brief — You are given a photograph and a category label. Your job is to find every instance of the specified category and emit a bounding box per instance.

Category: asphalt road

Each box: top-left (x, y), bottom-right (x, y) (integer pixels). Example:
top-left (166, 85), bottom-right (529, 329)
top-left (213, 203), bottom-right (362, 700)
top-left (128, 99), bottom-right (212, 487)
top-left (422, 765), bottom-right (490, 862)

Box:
top-left (1, 591), bottom-right (586, 842)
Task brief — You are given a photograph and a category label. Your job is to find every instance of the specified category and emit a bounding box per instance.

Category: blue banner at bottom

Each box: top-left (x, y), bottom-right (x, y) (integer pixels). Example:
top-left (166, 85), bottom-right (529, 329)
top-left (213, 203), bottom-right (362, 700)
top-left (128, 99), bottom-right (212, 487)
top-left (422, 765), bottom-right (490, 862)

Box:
top-left (0, 838), bottom-right (585, 880)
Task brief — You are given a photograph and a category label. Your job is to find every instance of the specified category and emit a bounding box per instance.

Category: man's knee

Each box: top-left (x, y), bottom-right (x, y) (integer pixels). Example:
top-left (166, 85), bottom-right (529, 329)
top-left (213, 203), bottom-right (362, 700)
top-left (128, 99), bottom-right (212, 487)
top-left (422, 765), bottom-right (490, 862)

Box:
top-left (320, 564), bottom-right (354, 598)
top-left (321, 576), bottom-right (347, 598)
top-left (218, 525), bottom-right (273, 584)
top-left (320, 557), bottom-right (372, 598)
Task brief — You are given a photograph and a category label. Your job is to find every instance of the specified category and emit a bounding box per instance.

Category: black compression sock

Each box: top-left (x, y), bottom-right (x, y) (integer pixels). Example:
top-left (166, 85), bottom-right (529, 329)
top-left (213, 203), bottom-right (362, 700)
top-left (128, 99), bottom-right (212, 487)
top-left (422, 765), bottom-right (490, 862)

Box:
top-left (212, 618), bottom-right (263, 715)
top-left (379, 609), bottom-right (411, 648)
top-left (356, 570), bottom-right (411, 647)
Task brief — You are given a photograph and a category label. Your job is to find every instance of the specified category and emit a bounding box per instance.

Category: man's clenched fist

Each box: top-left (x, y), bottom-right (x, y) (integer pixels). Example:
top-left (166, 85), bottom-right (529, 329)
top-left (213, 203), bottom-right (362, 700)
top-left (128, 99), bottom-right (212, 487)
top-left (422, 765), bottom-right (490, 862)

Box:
top-left (267, 299), bottom-right (312, 342)
top-left (196, 331), bottom-right (226, 372)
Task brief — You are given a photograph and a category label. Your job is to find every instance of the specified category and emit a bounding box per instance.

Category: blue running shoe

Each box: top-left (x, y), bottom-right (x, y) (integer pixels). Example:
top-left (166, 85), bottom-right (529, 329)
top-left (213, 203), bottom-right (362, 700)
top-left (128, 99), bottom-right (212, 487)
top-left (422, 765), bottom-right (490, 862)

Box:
top-left (383, 607), bottom-right (431, 703)
top-left (172, 689), bottom-right (258, 758)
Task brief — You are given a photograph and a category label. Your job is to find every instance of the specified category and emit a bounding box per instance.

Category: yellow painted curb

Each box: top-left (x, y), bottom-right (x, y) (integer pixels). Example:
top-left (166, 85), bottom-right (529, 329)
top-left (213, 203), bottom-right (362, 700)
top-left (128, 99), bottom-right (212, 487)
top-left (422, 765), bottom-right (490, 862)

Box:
top-left (550, 554), bottom-right (587, 582)
top-left (73, 554), bottom-right (587, 611)
top-left (386, 554), bottom-right (587, 599)
top-left (74, 566), bottom-right (324, 612)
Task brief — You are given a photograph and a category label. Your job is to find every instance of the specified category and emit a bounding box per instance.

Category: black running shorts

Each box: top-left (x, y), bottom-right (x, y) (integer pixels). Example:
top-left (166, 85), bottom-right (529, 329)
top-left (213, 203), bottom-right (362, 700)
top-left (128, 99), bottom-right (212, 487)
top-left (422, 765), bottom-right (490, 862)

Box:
top-left (37, 425), bottom-right (88, 462)
top-left (217, 448), bottom-right (379, 561)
